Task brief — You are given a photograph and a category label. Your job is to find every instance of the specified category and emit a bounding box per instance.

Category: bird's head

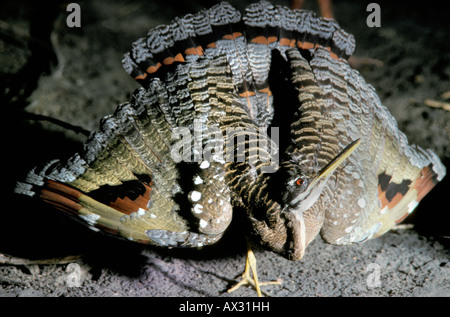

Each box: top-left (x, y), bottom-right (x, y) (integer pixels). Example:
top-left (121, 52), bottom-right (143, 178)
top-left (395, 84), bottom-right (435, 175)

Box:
top-left (245, 139), bottom-right (360, 261)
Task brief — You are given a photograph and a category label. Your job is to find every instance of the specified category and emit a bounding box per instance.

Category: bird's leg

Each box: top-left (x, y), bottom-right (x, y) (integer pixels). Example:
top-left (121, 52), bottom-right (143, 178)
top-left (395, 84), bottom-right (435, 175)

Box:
top-left (291, 0), bottom-right (383, 70)
top-left (291, 0), bottom-right (333, 19)
top-left (291, 0), bottom-right (306, 10)
top-left (317, 0), bottom-right (333, 19)
top-left (227, 242), bottom-right (282, 297)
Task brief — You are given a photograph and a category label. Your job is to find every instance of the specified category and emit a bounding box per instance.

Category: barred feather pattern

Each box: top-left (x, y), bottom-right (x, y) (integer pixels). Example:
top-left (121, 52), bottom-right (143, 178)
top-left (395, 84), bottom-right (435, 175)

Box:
top-left (16, 2), bottom-right (446, 259)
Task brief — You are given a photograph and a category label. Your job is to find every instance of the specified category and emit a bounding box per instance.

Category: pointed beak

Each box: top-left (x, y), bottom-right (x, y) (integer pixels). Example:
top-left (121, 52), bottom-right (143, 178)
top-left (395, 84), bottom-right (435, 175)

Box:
top-left (310, 139), bottom-right (361, 186)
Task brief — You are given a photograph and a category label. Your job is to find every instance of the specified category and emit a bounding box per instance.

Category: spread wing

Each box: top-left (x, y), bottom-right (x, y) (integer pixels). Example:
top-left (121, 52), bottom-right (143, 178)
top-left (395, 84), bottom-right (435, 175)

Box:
top-left (15, 84), bottom-right (232, 247)
top-left (15, 1), bottom-right (446, 251)
top-left (15, 2), bottom-right (272, 248)
top-left (308, 47), bottom-right (446, 244)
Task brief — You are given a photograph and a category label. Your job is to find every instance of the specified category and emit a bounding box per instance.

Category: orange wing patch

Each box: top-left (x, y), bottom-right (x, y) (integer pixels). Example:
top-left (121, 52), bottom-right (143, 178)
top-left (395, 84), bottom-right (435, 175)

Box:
top-left (109, 183), bottom-right (152, 215)
top-left (40, 180), bottom-right (83, 216)
top-left (377, 172), bottom-right (412, 210)
top-left (239, 90), bottom-right (256, 98)
top-left (135, 73), bottom-right (148, 81)
top-left (146, 62), bottom-right (162, 74)
top-left (258, 87), bottom-right (273, 96)
top-left (222, 32), bottom-right (243, 40)
top-left (413, 166), bottom-right (438, 202)
top-left (184, 46), bottom-right (204, 56)
top-left (162, 54), bottom-right (185, 65)
top-left (250, 36), bottom-right (278, 45)
top-left (374, 165), bottom-right (440, 236)
top-left (378, 165), bottom-right (438, 212)
top-left (279, 38), bottom-right (296, 47)
top-left (297, 41), bottom-right (315, 50)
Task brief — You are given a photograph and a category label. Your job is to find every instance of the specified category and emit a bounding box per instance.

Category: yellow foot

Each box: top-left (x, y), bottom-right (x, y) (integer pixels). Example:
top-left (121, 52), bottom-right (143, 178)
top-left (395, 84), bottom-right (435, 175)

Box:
top-left (227, 244), bottom-right (282, 297)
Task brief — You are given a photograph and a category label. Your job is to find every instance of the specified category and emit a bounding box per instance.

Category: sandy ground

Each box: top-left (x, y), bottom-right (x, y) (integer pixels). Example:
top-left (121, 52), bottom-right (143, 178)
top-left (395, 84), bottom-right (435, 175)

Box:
top-left (1, 0), bottom-right (449, 297)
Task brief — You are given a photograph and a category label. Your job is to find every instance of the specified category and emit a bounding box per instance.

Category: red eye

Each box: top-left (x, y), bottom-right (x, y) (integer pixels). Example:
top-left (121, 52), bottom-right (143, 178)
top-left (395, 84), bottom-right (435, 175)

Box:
top-left (296, 178), bottom-right (304, 186)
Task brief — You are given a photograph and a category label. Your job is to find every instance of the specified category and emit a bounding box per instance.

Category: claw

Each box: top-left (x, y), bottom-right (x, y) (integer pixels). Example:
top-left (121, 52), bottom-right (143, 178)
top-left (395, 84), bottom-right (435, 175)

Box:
top-left (227, 243), bottom-right (282, 297)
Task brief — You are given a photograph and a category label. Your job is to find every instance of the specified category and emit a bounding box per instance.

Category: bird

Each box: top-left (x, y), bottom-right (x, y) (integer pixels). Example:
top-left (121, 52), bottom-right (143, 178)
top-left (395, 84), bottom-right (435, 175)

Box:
top-left (15, 1), bottom-right (446, 296)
